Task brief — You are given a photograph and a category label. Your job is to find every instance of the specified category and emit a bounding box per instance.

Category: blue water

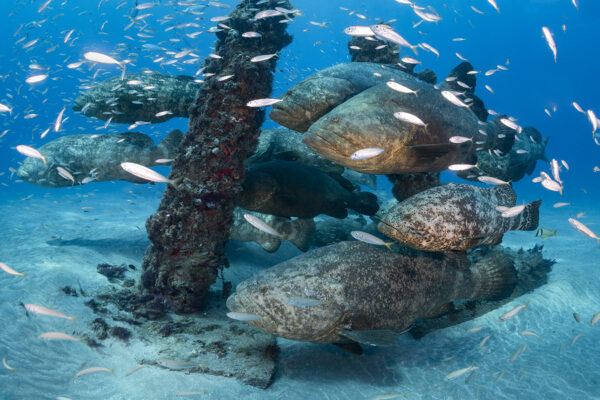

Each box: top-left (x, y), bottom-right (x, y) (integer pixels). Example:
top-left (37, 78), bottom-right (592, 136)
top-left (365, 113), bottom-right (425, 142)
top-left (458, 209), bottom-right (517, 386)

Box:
top-left (0, 1), bottom-right (599, 399)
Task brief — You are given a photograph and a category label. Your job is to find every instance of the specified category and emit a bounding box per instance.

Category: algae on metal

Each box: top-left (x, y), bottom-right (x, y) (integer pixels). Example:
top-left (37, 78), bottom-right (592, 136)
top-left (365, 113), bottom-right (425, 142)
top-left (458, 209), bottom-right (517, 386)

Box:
top-left (141, 0), bottom-right (295, 313)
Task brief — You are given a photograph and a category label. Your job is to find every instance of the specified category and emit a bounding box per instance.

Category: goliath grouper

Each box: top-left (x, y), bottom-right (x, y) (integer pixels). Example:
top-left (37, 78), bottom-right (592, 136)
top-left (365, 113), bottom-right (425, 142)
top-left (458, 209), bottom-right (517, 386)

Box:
top-left (302, 72), bottom-right (514, 175)
top-left (73, 72), bottom-right (201, 124)
top-left (269, 61), bottom-right (489, 133)
top-left (226, 241), bottom-right (517, 347)
top-left (17, 130), bottom-right (182, 187)
top-left (377, 183), bottom-right (541, 253)
top-left (237, 160), bottom-right (379, 219)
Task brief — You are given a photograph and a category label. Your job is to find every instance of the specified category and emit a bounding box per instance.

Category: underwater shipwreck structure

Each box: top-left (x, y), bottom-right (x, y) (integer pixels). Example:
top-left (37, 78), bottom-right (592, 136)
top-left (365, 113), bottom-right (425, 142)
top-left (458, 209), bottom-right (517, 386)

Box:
top-left (140, 0), bottom-right (295, 313)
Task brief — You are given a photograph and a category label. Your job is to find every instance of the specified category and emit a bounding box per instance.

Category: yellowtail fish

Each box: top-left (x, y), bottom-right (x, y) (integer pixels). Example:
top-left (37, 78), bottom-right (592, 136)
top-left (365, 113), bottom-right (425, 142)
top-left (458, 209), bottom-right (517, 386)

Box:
top-left (572, 102), bottom-right (584, 113)
top-left (120, 162), bottom-right (174, 185)
top-left (57, 167), bottom-right (75, 185)
top-left (125, 365), bottom-right (148, 376)
top-left (250, 54), bottom-right (277, 62)
top-left (16, 145), bottom-right (46, 164)
top-left (226, 311), bottom-right (262, 321)
top-left (498, 204), bottom-right (525, 218)
top-left (246, 98), bottom-right (282, 107)
top-left (38, 332), bottom-right (81, 341)
top-left (541, 27), bottom-right (557, 63)
top-left (535, 228), bottom-right (557, 239)
top-left (157, 359), bottom-right (195, 370)
top-left (553, 202), bottom-right (570, 208)
top-left (286, 297), bottom-right (324, 307)
top-left (350, 147), bottom-right (384, 160)
top-left (242, 31), bottom-right (262, 38)
top-left (343, 26), bottom-right (374, 37)
top-left (479, 335), bottom-right (491, 348)
top-left (83, 51), bottom-right (121, 66)
top-left (478, 176), bottom-right (509, 186)
top-left (0, 103), bottom-right (12, 114)
top-left (571, 334), bottom-right (582, 345)
top-left (370, 24), bottom-right (415, 51)
top-left (75, 366), bottom-right (114, 378)
top-left (243, 214), bottom-right (284, 239)
top-left (386, 81), bottom-right (418, 96)
top-left (0, 262), bottom-right (24, 277)
top-left (26, 74), bottom-right (48, 84)
top-left (449, 136), bottom-right (472, 144)
top-left (445, 365), bottom-right (478, 380)
top-left (448, 164), bottom-right (477, 171)
top-left (67, 61), bottom-right (84, 69)
top-left (541, 178), bottom-right (563, 195)
top-left (467, 326), bottom-right (483, 333)
top-left (155, 111), bottom-right (173, 117)
top-left (591, 312), bottom-right (600, 326)
top-left (499, 301), bottom-right (529, 321)
top-left (441, 90), bottom-right (468, 107)
top-left (393, 111), bottom-right (426, 127)
top-left (2, 357), bottom-right (16, 371)
top-left (488, 0), bottom-right (500, 13)
top-left (568, 218), bottom-right (600, 244)
top-left (24, 304), bottom-right (77, 324)
top-left (351, 231), bottom-right (392, 249)
top-left (485, 85), bottom-right (494, 94)
top-left (519, 331), bottom-right (541, 339)
top-left (510, 344), bottom-right (527, 363)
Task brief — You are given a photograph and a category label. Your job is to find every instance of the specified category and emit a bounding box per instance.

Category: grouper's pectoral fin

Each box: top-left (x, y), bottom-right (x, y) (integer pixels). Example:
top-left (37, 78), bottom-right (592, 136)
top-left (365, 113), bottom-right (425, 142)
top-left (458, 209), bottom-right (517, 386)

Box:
top-left (333, 342), bottom-right (363, 355)
top-left (405, 143), bottom-right (462, 164)
top-left (338, 329), bottom-right (398, 347)
top-left (423, 302), bottom-right (455, 319)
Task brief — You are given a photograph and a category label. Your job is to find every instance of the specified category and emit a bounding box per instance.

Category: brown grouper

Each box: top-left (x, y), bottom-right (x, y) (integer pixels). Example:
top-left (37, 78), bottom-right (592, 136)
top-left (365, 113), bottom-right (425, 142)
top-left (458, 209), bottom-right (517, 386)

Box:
top-left (237, 160), bottom-right (379, 219)
top-left (377, 183), bottom-right (541, 252)
top-left (303, 77), bottom-right (514, 175)
top-left (226, 241), bottom-right (517, 346)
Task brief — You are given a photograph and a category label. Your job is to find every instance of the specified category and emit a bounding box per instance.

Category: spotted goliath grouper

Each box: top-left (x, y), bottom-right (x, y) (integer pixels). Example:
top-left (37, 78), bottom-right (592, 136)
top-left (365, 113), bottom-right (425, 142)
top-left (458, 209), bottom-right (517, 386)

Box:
top-left (377, 183), bottom-right (541, 253)
top-left (226, 241), bottom-right (517, 348)
top-left (17, 130), bottom-right (182, 187)
top-left (73, 72), bottom-right (201, 124)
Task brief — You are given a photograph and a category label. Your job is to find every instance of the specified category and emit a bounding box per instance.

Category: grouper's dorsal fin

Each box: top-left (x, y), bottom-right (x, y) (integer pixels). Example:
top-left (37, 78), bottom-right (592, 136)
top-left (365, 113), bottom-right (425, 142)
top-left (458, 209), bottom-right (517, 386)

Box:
top-left (338, 329), bottom-right (398, 347)
top-left (440, 61), bottom-right (477, 95)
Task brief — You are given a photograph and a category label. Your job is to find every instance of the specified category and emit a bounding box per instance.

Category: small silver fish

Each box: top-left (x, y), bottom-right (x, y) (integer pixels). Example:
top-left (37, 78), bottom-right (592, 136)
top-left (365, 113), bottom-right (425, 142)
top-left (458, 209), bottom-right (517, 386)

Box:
top-left (350, 147), bottom-right (384, 160)
top-left (246, 98), bottom-right (282, 107)
top-left (351, 231), bottom-right (392, 249)
top-left (226, 311), bottom-right (262, 321)
top-left (568, 218), bottom-right (599, 244)
top-left (499, 302), bottom-right (529, 321)
top-left (393, 111), bottom-right (426, 127)
top-left (286, 297), bottom-right (324, 307)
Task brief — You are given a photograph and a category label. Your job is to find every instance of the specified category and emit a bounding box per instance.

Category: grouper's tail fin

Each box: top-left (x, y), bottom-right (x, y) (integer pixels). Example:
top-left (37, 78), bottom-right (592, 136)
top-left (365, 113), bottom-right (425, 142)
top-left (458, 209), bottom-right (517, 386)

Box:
top-left (487, 116), bottom-right (516, 155)
top-left (511, 199), bottom-right (542, 232)
top-left (470, 253), bottom-right (517, 300)
top-left (351, 191), bottom-right (379, 216)
top-left (281, 218), bottom-right (316, 252)
top-left (154, 129), bottom-right (184, 162)
top-left (440, 62), bottom-right (489, 121)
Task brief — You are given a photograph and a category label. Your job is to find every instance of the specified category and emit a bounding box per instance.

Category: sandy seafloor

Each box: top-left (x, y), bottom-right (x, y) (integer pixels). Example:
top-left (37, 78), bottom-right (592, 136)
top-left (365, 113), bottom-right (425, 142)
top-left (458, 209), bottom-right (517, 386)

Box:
top-left (0, 182), bottom-right (598, 400)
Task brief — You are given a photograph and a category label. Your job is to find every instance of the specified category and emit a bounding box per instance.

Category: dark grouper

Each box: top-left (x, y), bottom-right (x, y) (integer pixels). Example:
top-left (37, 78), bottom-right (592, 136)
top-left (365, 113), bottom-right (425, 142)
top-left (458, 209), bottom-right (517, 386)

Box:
top-left (17, 130), bottom-right (182, 187)
top-left (73, 72), bottom-right (201, 124)
top-left (303, 76), bottom-right (514, 175)
top-left (237, 161), bottom-right (379, 219)
top-left (226, 241), bottom-right (517, 346)
top-left (377, 183), bottom-right (541, 252)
